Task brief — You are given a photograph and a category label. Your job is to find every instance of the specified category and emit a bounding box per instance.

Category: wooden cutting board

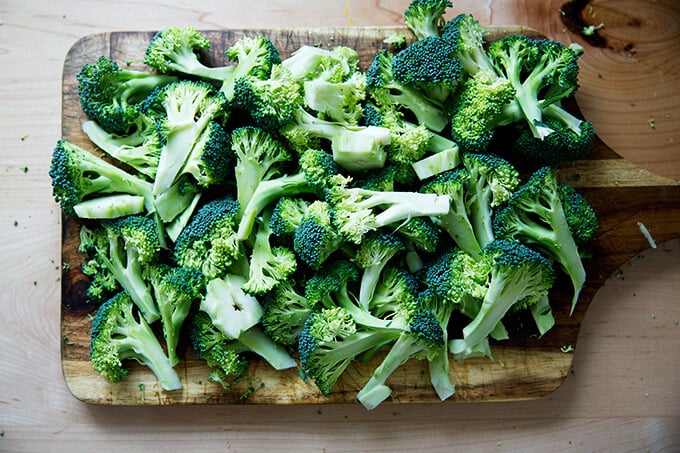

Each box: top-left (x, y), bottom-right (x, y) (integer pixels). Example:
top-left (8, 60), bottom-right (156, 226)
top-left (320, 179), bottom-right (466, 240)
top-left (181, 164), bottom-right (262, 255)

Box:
top-left (60, 26), bottom-right (680, 405)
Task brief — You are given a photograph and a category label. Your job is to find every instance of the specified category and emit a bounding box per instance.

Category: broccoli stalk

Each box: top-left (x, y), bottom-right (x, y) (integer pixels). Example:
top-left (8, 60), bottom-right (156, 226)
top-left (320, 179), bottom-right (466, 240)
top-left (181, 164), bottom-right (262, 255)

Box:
top-left (90, 292), bottom-right (181, 391)
top-left (353, 232), bottom-right (405, 310)
top-left (200, 274), bottom-right (297, 370)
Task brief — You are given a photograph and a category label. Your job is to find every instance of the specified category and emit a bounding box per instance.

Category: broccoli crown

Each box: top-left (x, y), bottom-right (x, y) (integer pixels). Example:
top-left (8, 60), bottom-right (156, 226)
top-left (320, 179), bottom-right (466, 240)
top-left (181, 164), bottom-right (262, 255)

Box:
top-left (440, 13), bottom-right (495, 75)
top-left (89, 292), bottom-right (181, 390)
top-left (261, 280), bottom-right (316, 346)
top-left (231, 125), bottom-right (292, 210)
top-left (298, 148), bottom-right (341, 190)
top-left (423, 248), bottom-right (489, 302)
top-left (392, 36), bottom-right (463, 101)
top-left (366, 50), bottom-right (448, 133)
top-left (558, 181), bottom-right (599, 244)
top-left (304, 259), bottom-right (360, 309)
top-left (144, 79), bottom-right (228, 128)
top-left (269, 196), bottom-right (311, 236)
top-left (293, 200), bottom-right (345, 270)
top-left (393, 216), bottom-right (442, 253)
top-left (488, 34), bottom-right (582, 139)
top-left (354, 231), bottom-right (405, 270)
top-left (242, 215), bottom-right (298, 296)
top-left (403, 0), bottom-right (453, 39)
top-left (220, 35), bottom-right (282, 99)
top-left (103, 215), bottom-right (162, 265)
top-left (463, 152), bottom-right (520, 207)
top-left (189, 311), bottom-right (249, 384)
top-left (449, 71), bottom-right (517, 153)
top-left (80, 226), bottom-right (121, 302)
top-left (144, 26), bottom-right (234, 81)
top-left (408, 309), bottom-right (445, 349)
top-left (49, 140), bottom-right (153, 217)
top-left (173, 196), bottom-right (241, 279)
top-left (233, 64), bottom-right (303, 131)
top-left (512, 115), bottom-right (594, 166)
top-left (76, 56), bottom-right (177, 134)
top-left (182, 120), bottom-right (233, 188)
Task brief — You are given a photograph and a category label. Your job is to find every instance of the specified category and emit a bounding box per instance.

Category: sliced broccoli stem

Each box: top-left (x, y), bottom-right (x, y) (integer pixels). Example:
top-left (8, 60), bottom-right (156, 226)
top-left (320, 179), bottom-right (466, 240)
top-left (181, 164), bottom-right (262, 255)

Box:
top-left (530, 294), bottom-right (555, 336)
top-left (236, 327), bottom-right (297, 370)
top-left (542, 103), bottom-right (583, 135)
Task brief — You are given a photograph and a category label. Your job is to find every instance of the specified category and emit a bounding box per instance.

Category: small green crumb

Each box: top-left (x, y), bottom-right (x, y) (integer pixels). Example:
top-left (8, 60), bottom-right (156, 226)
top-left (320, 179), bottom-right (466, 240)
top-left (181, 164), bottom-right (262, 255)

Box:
top-left (674, 320), bottom-right (679, 326)
top-left (598, 73), bottom-right (604, 79)
top-left (62, 262), bottom-right (70, 270)
top-left (651, 313), bottom-right (656, 319)
top-left (561, 345), bottom-right (574, 353)
top-left (63, 336), bottom-right (74, 345)
top-left (630, 102), bottom-right (636, 107)
top-left (21, 166), bottom-right (28, 173)
top-left (20, 135), bottom-right (28, 142)
top-left (647, 118), bottom-right (655, 129)
top-left (139, 383), bottom-right (145, 401)
top-left (13, 220), bottom-right (18, 227)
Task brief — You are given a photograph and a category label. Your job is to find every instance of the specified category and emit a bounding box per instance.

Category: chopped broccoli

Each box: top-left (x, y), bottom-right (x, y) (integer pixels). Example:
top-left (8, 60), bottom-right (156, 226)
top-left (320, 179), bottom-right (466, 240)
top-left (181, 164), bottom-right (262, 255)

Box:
top-left (440, 13), bottom-right (496, 76)
top-left (392, 216), bottom-right (443, 254)
top-left (293, 200), bottom-right (347, 270)
top-left (488, 34), bottom-right (583, 140)
top-left (189, 311), bottom-right (249, 388)
top-left (49, 140), bottom-right (154, 218)
top-left (353, 232), bottom-right (406, 310)
top-left (173, 196), bottom-right (242, 279)
top-left (280, 107), bottom-right (391, 172)
top-left (148, 264), bottom-right (206, 365)
top-left (392, 35), bottom-right (463, 103)
top-left (403, 0), bottom-right (452, 40)
top-left (460, 239), bottom-right (556, 352)
top-left (368, 265), bottom-right (419, 319)
top-left (180, 120), bottom-right (233, 189)
top-left (261, 279), bottom-right (315, 346)
top-left (269, 196), bottom-right (311, 237)
top-left (199, 274), bottom-right (297, 370)
top-left (326, 174), bottom-right (451, 244)
top-left (233, 64), bottom-right (304, 131)
top-left (366, 50), bottom-right (449, 133)
top-left (219, 35), bottom-right (282, 99)
top-left (356, 308), bottom-right (444, 409)
top-left (81, 116), bottom-right (162, 180)
top-left (143, 80), bottom-right (229, 197)
top-left (89, 292), bottom-right (181, 391)
top-left (242, 211), bottom-right (297, 296)
top-left (493, 166), bottom-right (598, 312)
top-left (76, 56), bottom-right (177, 134)
top-left (80, 215), bottom-right (162, 323)
top-left (281, 45), bottom-right (360, 83)
top-left (144, 26), bottom-right (234, 81)
top-left (235, 147), bottom-right (339, 241)
top-left (303, 71), bottom-right (366, 125)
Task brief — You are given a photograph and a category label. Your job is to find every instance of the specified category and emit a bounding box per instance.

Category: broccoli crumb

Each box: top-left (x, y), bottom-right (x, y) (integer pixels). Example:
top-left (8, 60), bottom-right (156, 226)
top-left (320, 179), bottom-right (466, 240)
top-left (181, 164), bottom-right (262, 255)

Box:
top-left (647, 118), bottom-right (655, 129)
top-left (63, 336), bottom-right (75, 345)
top-left (19, 134), bottom-right (28, 142)
top-left (674, 320), bottom-right (679, 326)
top-left (651, 313), bottom-right (656, 319)
top-left (582, 23), bottom-right (604, 36)
top-left (560, 345), bottom-right (574, 353)
top-left (139, 383), bottom-right (145, 401)
top-left (13, 220), bottom-right (18, 227)
top-left (21, 166), bottom-right (28, 173)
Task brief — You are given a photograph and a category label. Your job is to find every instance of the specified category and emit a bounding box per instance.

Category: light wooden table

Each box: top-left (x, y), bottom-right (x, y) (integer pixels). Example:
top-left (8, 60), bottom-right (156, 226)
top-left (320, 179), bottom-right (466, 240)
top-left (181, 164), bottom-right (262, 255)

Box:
top-left (1, 0), bottom-right (678, 451)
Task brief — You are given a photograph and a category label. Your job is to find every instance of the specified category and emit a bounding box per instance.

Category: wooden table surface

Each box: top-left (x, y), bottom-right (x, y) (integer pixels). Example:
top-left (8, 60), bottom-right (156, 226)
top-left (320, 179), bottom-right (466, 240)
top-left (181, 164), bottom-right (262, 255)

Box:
top-left (1, 0), bottom-right (678, 451)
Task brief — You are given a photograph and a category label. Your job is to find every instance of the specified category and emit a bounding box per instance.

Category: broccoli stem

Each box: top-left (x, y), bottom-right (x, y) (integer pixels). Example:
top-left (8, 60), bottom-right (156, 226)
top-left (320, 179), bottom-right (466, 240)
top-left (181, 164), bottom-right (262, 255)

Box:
top-left (351, 190), bottom-right (451, 228)
top-left (542, 103), bottom-right (583, 135)
top-left (356, 333), bottom-right (423, 410)
top-left (530, 294), bottom-right (555, 336)
top-left (236, 327), bottom-right (297, 370)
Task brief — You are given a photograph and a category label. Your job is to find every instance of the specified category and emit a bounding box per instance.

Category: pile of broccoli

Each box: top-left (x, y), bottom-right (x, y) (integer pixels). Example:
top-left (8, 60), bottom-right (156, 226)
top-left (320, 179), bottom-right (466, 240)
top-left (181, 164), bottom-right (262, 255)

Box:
top-left (50, 0), bottom-right (599, 409)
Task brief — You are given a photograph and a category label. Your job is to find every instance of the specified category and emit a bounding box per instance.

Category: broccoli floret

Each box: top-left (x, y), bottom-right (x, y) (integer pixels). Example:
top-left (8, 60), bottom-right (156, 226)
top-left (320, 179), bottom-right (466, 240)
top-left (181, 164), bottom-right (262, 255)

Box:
top-left (199, 274), bottom-right (297, 370)
top-left (368, 265), bottom-right (420, 320)
top-left (79, 224), bottom-right (120, 302)
top-left (297, 306), bottom-right (402, 396)
top-left (173, 196), bottom-right (242, 279)
top-left (219, 35), bottom-right (282, 99)
top-left (511, 106), bottom-right (595, 166)
top-left (326, 175), bottom-right (451, 244)
top-left (281, 107), bottom-right (391, 172)
top-left (440, 13), bottom-right (496, 76)
top-left (303, 71), bottom-right (366, 125)
top-left (356, 309), bottom-right (444, 410)
top-left (89, 292), bottom-right (181, 391)
top-left (488, 34), bottom-right (583, 140)
top-left (493, 166), bottom-right (598, 312)
top-left (448, 70), bottom-right (518, 153)
top-left (242, 211), bottom-right (297, 296)
top-left (293, 200), bottom-right (347, 270)
top-left (180, 120), bottom-right (233, 189)
top-left (189, 311), bottom-right (249, 388)
top-left (148, 264), bottom-right (206, 366)
top-left (393, 216), bottom-right (442, 254)
top-left (76, 56), bottom-right (177, 134)
top-left (353, 232), bottom-right (406, 310)
top-left (80, 215), bottom-right (162, 323)
top-left (392, 36), bottom-right (463, 103)
top-left (144, 26), bottom-right (234, 81)
top-left (366, 50), bottom-right (448, 133)
top-left (49, 140), bottom-right (154, 218)
top-left (281, 45), bottom-right (360, 83)
top-left (233, 64), bottom-right (304, 131)
top-left (235, 147), bottom-right (339, 241)
top-left (460, 239), bottom-right (556, 352)
top-left (81, 116), bottom-right (162, 180)
top-left (143, 80), bottom-right (229, 198)
top-left (269, 196), bottom-right (311, 237)
top-left (403, 0), bottom-right (452, 40)
top-left (261, 279), bottom-right (315, 346)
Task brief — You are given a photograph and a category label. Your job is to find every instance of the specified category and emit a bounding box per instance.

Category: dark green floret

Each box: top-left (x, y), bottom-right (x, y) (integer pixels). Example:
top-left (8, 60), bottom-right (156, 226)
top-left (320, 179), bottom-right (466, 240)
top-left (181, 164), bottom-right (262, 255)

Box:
top-left (293, 200), bottom-right (347, 270)
top-left (261, 280), bottom-right (316, 346)
top-left (77, 56), bottom-right (177, 134)
top-left (353, 232), bottom-right (406, 309)
top-left (89, 292), bottom-right (181, 390)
